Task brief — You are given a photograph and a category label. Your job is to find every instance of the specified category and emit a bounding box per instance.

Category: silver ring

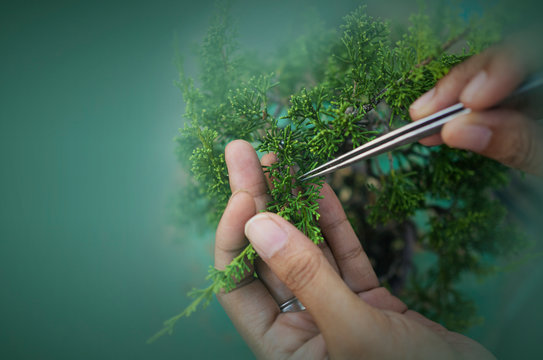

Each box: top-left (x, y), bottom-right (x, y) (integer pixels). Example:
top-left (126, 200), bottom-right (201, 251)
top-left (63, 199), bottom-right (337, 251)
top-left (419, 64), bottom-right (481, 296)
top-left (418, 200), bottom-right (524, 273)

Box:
top-left (279, 297), bottom-right (306, 312)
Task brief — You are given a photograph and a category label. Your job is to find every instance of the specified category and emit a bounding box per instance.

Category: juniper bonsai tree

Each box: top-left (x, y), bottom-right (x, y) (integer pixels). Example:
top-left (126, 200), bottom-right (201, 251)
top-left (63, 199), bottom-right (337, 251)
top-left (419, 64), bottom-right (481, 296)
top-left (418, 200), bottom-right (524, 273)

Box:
top-left (149, 2), bottom-right (524, 342)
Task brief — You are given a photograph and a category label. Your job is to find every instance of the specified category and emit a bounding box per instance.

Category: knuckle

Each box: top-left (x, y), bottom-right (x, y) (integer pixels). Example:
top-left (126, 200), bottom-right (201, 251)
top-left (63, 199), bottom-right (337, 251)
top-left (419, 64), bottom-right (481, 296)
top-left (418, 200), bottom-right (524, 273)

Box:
top-left (323, 215), bottom-right (349, 232)
top-left (492, 46), bottom-right (524, 75)
top-left (514, 125), bottom-right (538, 171)
top-left (283, 252), bottom-right (322, 293)
top-left (337, 244), bottom-right (363, 263)
top-left (498, 120), bottom-right (537, 171)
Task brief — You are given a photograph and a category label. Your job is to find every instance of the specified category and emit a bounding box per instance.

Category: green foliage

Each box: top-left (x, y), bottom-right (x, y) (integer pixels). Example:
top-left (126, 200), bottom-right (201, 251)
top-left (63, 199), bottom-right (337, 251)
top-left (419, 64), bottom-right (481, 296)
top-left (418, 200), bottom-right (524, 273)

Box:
top-left (189, 126), bottom-right (230, 222)
top-left (367, 171), bottom-right (425, 225)
top-left (151, 2), bottom-right (524, 341)
top-left (259, 123), bottom-right (326, 245)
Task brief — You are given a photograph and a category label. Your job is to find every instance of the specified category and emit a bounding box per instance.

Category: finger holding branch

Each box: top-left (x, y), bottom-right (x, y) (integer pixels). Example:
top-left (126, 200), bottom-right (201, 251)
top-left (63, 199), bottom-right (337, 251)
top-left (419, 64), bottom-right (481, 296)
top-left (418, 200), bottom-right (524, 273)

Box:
top-left (244, 211), bottom-right (496, 359)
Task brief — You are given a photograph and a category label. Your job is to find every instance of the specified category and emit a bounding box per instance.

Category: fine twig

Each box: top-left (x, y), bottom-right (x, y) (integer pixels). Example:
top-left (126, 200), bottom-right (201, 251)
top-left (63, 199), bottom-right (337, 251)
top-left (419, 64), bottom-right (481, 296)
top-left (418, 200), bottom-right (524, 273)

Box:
top-left (360, 27), bottom-right (471, 114)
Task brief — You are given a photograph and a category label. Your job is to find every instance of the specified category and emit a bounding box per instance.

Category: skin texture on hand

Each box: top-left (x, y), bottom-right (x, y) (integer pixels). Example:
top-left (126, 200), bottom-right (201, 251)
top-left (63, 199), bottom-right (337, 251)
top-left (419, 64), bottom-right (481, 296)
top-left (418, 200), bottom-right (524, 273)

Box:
top-left (215, 140), bottom-right (495, 360)
top-left (409, 42), bottom-right (543, 177)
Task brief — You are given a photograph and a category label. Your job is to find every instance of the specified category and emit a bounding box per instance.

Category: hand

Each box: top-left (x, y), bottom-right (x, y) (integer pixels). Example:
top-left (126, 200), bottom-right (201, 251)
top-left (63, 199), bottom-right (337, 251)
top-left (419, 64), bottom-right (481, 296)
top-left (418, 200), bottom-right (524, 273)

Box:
top-left (216, 140), bottom-right (495, 359)
top-left (409, 40), bottom-right (543, 176)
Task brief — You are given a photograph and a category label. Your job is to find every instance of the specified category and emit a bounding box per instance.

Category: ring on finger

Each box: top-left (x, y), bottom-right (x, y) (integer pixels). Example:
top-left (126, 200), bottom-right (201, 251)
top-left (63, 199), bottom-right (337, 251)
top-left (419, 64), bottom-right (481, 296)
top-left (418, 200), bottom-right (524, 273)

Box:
top-left (279, 297), bottom-right (306, 312)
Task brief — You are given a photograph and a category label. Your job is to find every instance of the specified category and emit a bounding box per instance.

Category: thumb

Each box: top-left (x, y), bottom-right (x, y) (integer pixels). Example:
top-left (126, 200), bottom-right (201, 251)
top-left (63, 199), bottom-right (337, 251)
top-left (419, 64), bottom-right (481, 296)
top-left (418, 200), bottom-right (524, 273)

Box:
top-left (244, 213), bottom-right (461, 359)
top-left (244, 212), bottom-right (375, 341)
top-left (442, 109), bottom-right (543, 176)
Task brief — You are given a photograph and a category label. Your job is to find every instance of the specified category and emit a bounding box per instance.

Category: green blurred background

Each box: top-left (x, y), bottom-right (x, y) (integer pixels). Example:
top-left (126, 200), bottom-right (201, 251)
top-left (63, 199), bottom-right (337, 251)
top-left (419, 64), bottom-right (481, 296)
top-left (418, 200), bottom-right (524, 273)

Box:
top-left (1, 0), bottom-right (542, 359)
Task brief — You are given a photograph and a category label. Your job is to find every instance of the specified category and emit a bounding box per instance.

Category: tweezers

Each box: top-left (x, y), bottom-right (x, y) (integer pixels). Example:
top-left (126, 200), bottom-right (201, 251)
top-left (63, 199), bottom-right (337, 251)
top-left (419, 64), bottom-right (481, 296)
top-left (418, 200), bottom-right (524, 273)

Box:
top-left (300, 74), bottom-right (543, 181)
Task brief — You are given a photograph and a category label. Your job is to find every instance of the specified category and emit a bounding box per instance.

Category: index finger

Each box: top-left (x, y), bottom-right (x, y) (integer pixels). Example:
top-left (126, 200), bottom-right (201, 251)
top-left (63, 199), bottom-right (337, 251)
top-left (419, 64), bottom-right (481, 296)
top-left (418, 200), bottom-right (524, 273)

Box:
top-left (317, 183), bottom-right (379, 293)
top-left (409, 50), bottom-right (492, 121)
top-left (225, 140), bottom-right (270, 211)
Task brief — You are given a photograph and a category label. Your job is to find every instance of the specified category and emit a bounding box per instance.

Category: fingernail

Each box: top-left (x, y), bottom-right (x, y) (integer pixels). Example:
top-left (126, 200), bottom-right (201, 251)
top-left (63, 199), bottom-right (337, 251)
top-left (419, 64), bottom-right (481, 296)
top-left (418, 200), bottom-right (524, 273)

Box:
top-left (452, 124), bottom-right (493, 152)
top-left (410, 88), bottom-right (436, 112)
top-left (462, 71), bottom-right (487, 102)
top-left (244, 213), bottom-right (287, 259)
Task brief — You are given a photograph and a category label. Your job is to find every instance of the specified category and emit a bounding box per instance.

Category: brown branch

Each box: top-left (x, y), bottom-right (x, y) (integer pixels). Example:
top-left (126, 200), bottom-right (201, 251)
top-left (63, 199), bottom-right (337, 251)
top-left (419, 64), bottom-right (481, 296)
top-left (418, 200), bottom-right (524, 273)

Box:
top-left (415, 26), bottom-right (471, 68)
top-left (388, 152), bottom-right (395, 175)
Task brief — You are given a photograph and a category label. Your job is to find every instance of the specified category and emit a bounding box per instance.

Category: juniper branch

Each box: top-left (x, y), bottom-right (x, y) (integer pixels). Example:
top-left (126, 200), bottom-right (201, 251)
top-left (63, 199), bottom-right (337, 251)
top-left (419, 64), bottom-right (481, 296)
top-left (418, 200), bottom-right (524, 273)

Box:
top-left (360, 26), bottom-right (471, 114)
top-left (159, 2), bottom-right (521, 341)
